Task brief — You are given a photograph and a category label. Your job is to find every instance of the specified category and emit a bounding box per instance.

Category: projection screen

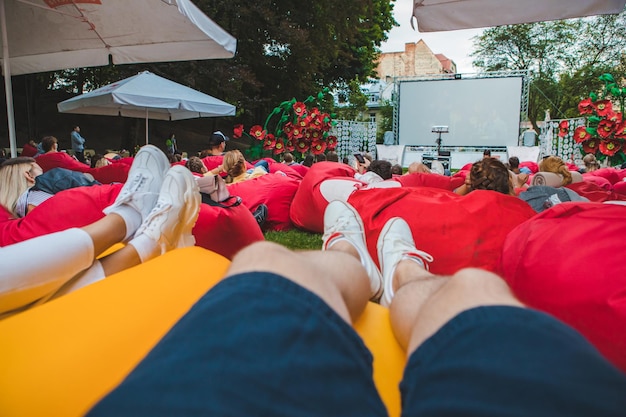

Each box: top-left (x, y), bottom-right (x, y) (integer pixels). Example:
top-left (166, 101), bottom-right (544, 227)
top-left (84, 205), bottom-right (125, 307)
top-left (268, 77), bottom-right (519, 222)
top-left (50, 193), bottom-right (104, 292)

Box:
top-left (397, 76), bottom-right (523, 147)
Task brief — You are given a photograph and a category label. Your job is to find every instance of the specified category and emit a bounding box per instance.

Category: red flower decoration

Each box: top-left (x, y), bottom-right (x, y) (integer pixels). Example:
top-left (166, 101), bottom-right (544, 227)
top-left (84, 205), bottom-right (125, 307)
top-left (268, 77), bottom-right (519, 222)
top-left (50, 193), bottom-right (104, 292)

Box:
top-left (273, 140), bottom-right (285, 155)
top-left (291, 125), bottom-right (304, 139)
top-left (293, 102), bottom-right (306, 117)
top-left (285, 139), bottom-right (295, 151)
top-left (582, 139), bottom-right (599, 154)
top-left (295, 139), bottom-right (310, 153)
top-left (298, 116), bottom-right (312, 129)
top-left (309, 129), bottom-right (322, 141)
top-left (250, 125), bottom-right (266, 141)
top-left (283, 122), bottom-right (294, 139)
top-left (558, 120), bottom-right (569, 137)
top-left (578, 98), bottom-right (594, 115)
top-left (326, 135), bottom-right (337, 149)
top-left (599, 138), bottom-right (622, 156)
top-left (593, 100), bottom-right (613, 117)
top-left (262, 133), bottom-right (276, 150)
top-left (597, 119), bottom-right (616, 138)
top-left (233, 124), bottom-right (244, 139)
top-left (310, 140), bottom-right (327, 155)
top-left (614, 122), bottom-right (626, 139)
top-left (308, 107), bottom-right (321, 119)
top-left (607, 112), bottom-right (623, 124)
top-left (573, 126), bottom-right (591, 143)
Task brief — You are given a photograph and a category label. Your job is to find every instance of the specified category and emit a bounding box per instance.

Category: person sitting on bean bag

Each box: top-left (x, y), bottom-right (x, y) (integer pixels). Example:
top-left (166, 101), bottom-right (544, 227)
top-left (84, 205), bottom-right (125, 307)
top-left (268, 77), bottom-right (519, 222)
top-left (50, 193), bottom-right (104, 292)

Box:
top-left (35, 136), bottom-right (130, 184)
top-left (0, 146), bottom-right (201, 319)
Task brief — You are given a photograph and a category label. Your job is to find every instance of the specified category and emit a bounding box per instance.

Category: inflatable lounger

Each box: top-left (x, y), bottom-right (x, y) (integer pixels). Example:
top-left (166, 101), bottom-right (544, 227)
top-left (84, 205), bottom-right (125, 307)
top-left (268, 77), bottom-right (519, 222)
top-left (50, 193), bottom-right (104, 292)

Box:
top-left (0, 247), bottom-right (405, 417)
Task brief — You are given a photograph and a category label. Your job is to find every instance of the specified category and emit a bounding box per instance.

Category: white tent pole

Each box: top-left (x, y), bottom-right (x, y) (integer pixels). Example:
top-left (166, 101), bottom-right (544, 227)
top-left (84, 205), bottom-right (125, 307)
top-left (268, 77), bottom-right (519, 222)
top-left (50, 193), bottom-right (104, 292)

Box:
top-left (0, 0), bottom-right (17, 158)
top-left (145, 108), bottom-right (149, 145)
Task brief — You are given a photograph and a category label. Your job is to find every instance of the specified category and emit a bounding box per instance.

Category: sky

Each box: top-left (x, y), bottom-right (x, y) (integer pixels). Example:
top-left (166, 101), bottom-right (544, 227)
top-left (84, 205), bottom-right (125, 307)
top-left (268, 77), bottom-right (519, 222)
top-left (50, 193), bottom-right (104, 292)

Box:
top-left (380, 0), bottom-right (484, 74)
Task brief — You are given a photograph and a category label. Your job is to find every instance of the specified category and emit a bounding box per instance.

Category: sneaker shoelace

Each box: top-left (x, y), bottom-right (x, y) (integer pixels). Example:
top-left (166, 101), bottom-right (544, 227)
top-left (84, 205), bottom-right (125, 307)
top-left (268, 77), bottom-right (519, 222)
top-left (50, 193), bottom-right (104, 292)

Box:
top-left (141, 200), bottom-right (173, 235)
top-left (118, 173), bottom-right (147, 200)
top-left (401, 250), bottom-right (434, 270)
top-left (324, 215), bottom-right (363, 247)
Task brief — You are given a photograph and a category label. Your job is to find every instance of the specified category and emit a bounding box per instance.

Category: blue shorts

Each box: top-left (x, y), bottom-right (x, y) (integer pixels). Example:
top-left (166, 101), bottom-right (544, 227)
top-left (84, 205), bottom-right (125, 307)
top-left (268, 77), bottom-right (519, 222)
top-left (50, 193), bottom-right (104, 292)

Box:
top-left (89, 273), bottom-right (626, 416)
top-left (88, 272), bottom-right (388, 417)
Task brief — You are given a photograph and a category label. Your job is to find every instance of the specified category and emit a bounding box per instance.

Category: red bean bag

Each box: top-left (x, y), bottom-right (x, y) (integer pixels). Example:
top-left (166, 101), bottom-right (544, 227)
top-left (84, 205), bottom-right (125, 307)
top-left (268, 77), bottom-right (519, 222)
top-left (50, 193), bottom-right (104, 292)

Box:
top-left (501, 202), bottom-right (626, 372)
top-left (519, 161), bottom-right (539, 173)
top-left (0, 183), bottom-right (263, 260)
top-left (613, 181), bottom-right (626, 195)
top-left (566, 181), bottom-right (626, 202)
top-left (35, 152), bottom-right (130, 184)
top-left (394, 172), bottom-right (464, 191)
top-left (0, 184), bottom-right (122, 246)
top-left (192, 203), bottom-right (263, 259)
top-left (289, 164), bottom-right (310, 177)
top-left (265, 161), bottom-right (303, 180)
top-left (348, 188), bottom-right (536, 276)
top-left (20, 143), bottom-right (38, 157)
top-left (201, 155), bottom-right (224, 172)
top-left (584, 168), bottom-right (621, 185)
top-left (227, 174), bottom-right (301, 231)
top-left (582, 175), bottom-right (613, 191)
top-left (290, 162), bottom-right (357, 232)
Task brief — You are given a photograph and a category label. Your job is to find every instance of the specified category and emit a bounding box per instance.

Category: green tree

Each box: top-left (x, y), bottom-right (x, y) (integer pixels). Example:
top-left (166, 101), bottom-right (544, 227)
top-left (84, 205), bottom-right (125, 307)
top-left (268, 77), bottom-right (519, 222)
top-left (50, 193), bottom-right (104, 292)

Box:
top-left (333, 78), bottom-right (369, 120)
top-left (11, 0), bottom-right (395, 150)
top-left (192, 0), bottom-right (395, 124)
top-left (471, 11), bottom-right (626, 129)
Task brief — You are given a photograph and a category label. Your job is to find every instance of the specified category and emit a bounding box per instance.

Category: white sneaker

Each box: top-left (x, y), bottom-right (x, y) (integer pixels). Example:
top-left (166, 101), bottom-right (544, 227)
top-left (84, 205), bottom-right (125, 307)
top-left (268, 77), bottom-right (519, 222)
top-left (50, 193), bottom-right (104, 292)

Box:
top-left (377, 217), bottom-right (434, 307)
top-left (323, 200), bottom-right (383, 299)
top-left (103, 144), bottom-right (170, 221)
top-left (135, 165), bottom-right (201, 254)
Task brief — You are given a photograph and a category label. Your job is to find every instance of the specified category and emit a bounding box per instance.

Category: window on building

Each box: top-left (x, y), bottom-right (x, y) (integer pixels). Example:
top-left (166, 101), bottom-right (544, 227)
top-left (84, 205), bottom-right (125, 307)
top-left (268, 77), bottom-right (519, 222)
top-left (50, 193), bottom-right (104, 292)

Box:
top-left (369, 113), bottom-right (376, 123)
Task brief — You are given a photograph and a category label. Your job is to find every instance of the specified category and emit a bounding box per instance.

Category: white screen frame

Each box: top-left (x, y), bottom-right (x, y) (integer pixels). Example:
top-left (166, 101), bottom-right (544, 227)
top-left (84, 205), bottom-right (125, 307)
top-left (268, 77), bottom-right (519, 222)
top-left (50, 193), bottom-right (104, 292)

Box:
top-left (397, 76), bottom-right (523, 147)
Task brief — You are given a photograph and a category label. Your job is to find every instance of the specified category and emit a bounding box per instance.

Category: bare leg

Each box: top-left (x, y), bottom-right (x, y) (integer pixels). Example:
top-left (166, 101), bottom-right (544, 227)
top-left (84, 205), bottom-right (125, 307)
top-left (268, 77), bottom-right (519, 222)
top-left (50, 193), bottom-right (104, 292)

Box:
top-left (390, 263), bottom-right (523, 355)
top-left (226, 241), bottom-right (371, 324)
top-left (81, 213), bottom-right (127, 256)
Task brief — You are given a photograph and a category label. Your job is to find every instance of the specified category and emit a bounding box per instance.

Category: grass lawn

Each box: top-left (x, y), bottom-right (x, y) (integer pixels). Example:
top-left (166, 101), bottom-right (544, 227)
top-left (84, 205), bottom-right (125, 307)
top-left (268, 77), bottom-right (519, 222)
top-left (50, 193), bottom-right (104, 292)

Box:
top-left (264, 229), bottom-right (323, 251)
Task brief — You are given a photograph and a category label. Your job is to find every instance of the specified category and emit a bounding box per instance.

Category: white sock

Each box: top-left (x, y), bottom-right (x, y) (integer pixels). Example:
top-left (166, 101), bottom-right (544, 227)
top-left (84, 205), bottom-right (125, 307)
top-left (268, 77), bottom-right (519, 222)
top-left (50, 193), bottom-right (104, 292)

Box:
top-left (106, 205), bottom-right (142, 241)
top-left (128, 234), bottom-right (160, 263)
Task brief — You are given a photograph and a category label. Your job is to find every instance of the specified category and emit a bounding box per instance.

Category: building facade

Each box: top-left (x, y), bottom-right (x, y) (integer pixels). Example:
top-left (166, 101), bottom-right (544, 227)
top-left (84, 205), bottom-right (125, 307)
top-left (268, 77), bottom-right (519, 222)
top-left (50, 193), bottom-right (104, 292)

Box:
top-left (362, 40), bottom-right (457, 141)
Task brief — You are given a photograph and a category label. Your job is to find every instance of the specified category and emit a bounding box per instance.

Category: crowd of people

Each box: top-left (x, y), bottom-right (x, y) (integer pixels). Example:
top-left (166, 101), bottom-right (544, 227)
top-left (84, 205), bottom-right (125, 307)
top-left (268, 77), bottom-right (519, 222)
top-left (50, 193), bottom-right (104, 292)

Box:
top-left (2, 128), bottom-right (626, 415)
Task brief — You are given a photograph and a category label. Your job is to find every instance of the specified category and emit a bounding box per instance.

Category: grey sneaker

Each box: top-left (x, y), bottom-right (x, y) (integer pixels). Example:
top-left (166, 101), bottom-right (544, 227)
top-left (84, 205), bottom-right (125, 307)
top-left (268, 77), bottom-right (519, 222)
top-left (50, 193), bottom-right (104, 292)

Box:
top-left (377, 217), bottom-right (433, 307)
top-left (323, 200), bottom-right (383, 300)
top-left (135, 165), bottom-right (200, 254)
top-left (103, 144), bottom-right (170, 221)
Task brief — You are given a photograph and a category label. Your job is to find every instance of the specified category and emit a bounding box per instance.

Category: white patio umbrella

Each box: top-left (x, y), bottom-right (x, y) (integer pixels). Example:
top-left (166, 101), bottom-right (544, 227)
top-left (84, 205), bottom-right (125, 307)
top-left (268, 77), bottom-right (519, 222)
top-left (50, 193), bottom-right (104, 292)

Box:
top-left (58, 71), bottom-right (236, 144)
top-left (412, 0), bottom-right (626, 32)
top-left (1, 0), bottom-right (237, 157)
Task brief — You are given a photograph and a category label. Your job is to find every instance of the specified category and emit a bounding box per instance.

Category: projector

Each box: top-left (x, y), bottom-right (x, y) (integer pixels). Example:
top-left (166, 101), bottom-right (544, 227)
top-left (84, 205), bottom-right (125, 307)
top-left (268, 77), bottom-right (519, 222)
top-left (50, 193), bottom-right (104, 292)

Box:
top-left (431, 126), bottom-right (449, 133)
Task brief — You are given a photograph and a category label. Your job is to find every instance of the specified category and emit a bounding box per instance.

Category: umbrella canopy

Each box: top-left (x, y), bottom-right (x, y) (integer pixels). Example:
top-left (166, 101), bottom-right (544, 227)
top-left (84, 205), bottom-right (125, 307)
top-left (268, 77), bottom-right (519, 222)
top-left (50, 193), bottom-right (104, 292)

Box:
top-left (411, 0), bottom-right (626, 32)
top-left (1, 0), bottom-right (237, 157)
top-left (58, 71), bottom-right (236, 143)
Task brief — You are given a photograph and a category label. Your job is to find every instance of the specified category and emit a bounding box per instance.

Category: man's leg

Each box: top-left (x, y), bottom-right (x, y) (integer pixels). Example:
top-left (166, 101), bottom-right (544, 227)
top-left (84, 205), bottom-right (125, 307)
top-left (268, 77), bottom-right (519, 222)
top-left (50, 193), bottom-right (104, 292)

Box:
top-left (379, 217), bottom-right (626, 417)
top-left (88, 201), bottom-right (387, 417)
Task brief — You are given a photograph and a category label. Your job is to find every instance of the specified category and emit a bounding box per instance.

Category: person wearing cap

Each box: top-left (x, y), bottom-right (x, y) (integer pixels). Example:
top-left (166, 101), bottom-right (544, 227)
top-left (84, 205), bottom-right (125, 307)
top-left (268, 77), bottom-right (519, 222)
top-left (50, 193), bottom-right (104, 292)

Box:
top-left (205, 131), bottom-right (229, 156)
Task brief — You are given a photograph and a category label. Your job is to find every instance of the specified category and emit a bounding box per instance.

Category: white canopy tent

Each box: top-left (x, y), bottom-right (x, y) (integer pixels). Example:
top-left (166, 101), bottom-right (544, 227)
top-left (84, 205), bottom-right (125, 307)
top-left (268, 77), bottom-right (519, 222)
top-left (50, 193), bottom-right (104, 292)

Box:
top-left (411, 0), bottom-right (626, 32)
top-left (58, 71), bottom-right (236, 144)
top-left (1, 0), bottom-right (237, 157)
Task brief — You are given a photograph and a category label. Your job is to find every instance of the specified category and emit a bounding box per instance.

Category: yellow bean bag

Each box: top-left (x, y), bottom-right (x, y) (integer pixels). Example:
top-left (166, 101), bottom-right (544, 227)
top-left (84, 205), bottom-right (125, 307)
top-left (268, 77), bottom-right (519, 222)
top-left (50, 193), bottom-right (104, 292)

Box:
top-left (0, 246), bottom-right (405, 417)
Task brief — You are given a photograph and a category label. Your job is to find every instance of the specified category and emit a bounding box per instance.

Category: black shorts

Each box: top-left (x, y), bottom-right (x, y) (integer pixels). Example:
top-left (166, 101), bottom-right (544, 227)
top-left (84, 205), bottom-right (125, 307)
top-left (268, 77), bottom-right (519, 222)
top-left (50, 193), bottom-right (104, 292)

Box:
top-left (89, 273), bottom-right (626, 417)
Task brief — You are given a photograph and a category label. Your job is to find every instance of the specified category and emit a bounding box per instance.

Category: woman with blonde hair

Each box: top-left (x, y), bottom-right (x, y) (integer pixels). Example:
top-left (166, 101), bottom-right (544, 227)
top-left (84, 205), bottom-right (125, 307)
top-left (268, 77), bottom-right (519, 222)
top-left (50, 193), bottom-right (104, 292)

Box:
top-left (0, 157), bottom-right (50, 218)
top-left (539, 156), bottom-right (573, 185)
top-left (222, 150), bottom-right (268, 184)
top-left (583, 153), bottom-right (601, 172)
